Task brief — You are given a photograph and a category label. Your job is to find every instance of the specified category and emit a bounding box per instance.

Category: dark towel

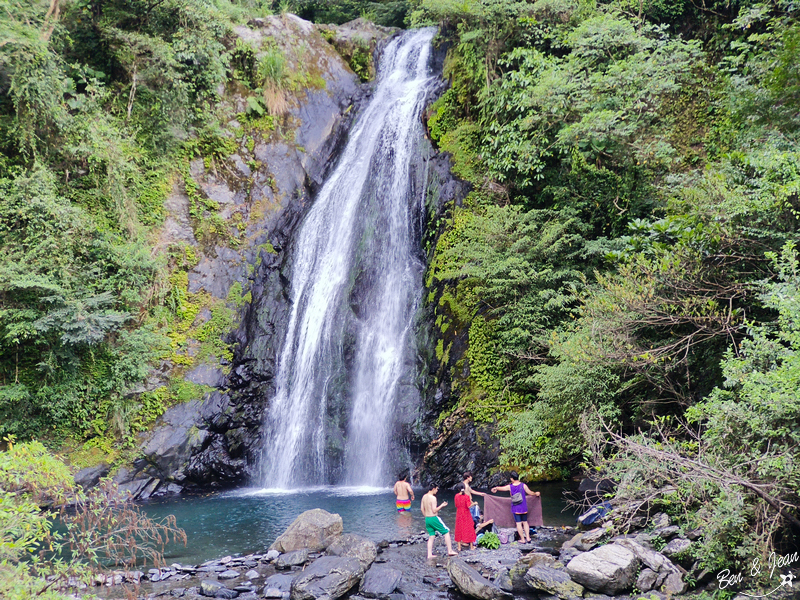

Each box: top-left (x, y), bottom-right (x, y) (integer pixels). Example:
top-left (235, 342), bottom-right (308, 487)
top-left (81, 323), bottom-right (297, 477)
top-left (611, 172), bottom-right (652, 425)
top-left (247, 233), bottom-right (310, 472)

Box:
top-left (483, 494), bottom-right (544, 528)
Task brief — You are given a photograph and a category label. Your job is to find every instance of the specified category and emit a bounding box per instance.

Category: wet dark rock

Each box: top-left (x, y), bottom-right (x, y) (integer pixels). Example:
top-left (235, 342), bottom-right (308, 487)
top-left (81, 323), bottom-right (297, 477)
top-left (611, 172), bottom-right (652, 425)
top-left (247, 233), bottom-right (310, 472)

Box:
top-left (447, 558), bottom-right (513, 600)
top-left (130, 14), bottom-right (371, 489)
top-left (421, 575), bottom-right (451, 588)
top-left (74, 463), bottom-right (109, 489)
top-left (359, 564), bottom-right (403, 598)
top-left (140, 396), bottom-right (221, 483)
top-left (290, 555), bottom-right (364, 600)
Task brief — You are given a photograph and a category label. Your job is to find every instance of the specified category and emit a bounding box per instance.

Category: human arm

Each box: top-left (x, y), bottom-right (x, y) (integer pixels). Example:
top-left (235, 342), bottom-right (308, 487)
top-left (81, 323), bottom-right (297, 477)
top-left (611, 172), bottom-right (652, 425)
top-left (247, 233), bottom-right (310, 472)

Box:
top-left (408, 483), bottom-right (415, 500)
top-left (435, 501), bottom-right (448, 513)
top-left (491, 484), bottom-right (510, 493)
top-left (523, 483), bottom-right (540, 497)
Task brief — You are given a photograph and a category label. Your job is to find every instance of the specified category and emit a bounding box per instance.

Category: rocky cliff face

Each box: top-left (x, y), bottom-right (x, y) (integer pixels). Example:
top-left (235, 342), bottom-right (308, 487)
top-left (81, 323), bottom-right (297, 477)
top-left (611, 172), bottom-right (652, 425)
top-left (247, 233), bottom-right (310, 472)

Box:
top-left (115, 18), bottom-right (480, 497)
top-left (123, 15), bottom-right (378, 496)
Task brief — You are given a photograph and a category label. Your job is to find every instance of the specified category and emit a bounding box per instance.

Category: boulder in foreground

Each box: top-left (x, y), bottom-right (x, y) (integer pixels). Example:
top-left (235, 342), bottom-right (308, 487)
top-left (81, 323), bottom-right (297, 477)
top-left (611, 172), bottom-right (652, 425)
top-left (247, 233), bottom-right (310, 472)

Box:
top-left (524, 565), bottom-right (584, 600)
top-left (566, 543), bottom-right (639, 595)
top-left (447, 558), bottom-right (513, 600)
top-left (270, 508), bottom-right (343, 553)
top-left (360, 564), bottom-right (403, 598)
top-left (290, 555), bottom-right (364, 600)
top-left (326, 533), bottom-right (378, 569)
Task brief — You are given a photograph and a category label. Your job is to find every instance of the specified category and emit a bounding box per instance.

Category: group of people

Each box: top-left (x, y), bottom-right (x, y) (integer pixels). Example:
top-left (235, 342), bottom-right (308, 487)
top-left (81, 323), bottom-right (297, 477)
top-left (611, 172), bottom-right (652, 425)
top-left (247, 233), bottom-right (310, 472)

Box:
top-left (393, 470), bottom-right (540, 560)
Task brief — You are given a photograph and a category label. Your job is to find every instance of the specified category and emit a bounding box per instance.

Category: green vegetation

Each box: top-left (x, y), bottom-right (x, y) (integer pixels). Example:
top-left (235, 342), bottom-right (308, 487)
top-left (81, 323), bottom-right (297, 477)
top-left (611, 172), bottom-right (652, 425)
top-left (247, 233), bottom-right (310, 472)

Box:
top-left (293, 0), bottom-right (410, 27)
top-left (0, 439), bottom-right (185, 599)
top-left (477, 530), bottom-right (501, 549)
top-left (414, 0), bottom-right (799, 578)
top-left (0, 0), bottom-right (260, 450)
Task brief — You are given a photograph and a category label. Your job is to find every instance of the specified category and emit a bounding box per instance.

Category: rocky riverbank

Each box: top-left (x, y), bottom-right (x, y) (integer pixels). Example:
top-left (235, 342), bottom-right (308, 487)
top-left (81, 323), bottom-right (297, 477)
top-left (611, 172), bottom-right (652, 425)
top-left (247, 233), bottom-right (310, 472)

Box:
top-left (77, 507), bottom-right (783, 600)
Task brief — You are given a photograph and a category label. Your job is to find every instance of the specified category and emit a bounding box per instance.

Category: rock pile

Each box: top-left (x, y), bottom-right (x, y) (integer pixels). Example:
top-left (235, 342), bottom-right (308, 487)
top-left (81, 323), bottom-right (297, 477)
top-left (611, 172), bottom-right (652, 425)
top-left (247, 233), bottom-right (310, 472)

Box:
top-left (86, 507), bottom-right (708, 600)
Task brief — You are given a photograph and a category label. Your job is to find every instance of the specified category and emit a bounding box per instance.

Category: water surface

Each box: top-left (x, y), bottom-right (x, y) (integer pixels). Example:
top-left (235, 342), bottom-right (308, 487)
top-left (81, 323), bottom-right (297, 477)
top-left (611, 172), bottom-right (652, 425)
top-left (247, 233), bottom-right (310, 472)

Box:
top-left (140, 482), bottom-right (578, 565)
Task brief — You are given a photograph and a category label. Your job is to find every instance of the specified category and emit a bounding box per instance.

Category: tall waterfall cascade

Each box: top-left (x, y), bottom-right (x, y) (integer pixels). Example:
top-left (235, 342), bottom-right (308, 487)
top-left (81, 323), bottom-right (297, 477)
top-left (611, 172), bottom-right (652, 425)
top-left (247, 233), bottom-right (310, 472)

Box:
top-left (258, 28), bottom-right (437, 489)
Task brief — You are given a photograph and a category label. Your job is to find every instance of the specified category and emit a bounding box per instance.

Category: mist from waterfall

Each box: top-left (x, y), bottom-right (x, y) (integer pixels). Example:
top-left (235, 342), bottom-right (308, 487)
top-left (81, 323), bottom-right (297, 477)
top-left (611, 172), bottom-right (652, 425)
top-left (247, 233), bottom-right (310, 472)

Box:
top-left (258, 28), bottom-right (437, 489)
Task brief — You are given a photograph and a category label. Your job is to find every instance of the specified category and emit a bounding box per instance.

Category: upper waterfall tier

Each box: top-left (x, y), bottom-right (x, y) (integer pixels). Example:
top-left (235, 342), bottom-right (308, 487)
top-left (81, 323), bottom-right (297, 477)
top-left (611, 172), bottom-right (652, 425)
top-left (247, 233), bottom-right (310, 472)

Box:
top-left (259, 28), bottom-right (437, 488)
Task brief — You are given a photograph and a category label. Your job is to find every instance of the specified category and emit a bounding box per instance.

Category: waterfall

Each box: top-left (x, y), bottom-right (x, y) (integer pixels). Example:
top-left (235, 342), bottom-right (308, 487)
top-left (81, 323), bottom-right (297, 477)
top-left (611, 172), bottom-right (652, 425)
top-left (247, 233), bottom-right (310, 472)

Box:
top-left (258, 28), bottom-right (437, 489)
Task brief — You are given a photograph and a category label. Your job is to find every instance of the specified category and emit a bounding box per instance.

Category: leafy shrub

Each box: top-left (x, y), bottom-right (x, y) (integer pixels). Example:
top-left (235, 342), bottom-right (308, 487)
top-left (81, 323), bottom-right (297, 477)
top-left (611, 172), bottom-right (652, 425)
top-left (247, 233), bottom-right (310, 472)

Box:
top-left (0, 440), bottom-right (186, 598)
top-left (477, 531), bottom-right (501, 549)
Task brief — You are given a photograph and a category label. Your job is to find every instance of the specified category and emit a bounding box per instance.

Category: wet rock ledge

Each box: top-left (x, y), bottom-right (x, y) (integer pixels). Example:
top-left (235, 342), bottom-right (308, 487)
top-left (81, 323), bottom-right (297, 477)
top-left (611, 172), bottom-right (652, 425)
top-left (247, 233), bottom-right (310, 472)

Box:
top-left (80, 506), bottom-right (763, 600)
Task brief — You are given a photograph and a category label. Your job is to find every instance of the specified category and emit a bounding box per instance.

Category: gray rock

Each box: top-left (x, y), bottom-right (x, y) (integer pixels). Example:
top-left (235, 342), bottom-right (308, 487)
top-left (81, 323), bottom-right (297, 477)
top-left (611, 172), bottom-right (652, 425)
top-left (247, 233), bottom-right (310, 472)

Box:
top-left (579, 524), bottom-right (613, 550)
top-left (245, 570), bottom-right (260, 580)
top-left (614, 538), bottom-right (674, 573)
top-left (263, 574), bottom-right (294, 593)
top-left (276, 549), bottom-right (309, 569)
top-left (264, 550), bottom-right (281, 562)
top-left (186, 363), bottom-right (226, 387)
top-left (561, 533), bottom-right (583, 550)
top-left (651, 513), bottom-right (670, 529)
top-left (219, 569), bottom-right (240, 580)
top-left (140, 395), bottom-right (221, 482)
top-left (359, 564), bottom-right (402, 598)
top-left (559, 548), bottom-right (583, 564)
top-left (494, 560), bottom-right (533, 594)
top-left (290, 555), bottom-right (364, 600)
top-left (685, 528), bottom-right (703, 541)
top-left (264, 589), bottom-right (284, 599)
top-left (326, 533), bottom-right (378, 569)
top-left (200, 580), bottom-right (239, 598)
top-left (524, 565), bottom-right (584, 600)
top-left (518, 552), bottom-right (557, 568)
top-left (446, 558), bottom-right (513, 600)
top-left (661, 538), bottom-right (692, 558)
top-left (271, 509), bottom-right (343, 553)
top-left (74, 463), bottom-right (109, 489)
top-left (663, 571), bottom-right (687, 595)
top-left (651, 525), bottom-right (680, 541)
top-left (636, 568), bottom-right (659, 592)
top-left (566, 543), bottom-right (639, 595)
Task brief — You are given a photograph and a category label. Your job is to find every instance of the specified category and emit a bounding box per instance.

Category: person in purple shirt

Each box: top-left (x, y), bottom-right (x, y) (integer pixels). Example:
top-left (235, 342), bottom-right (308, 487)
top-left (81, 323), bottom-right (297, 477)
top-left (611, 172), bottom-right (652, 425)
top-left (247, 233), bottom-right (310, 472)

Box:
top-left (492, 471), bottom-right (540, 543)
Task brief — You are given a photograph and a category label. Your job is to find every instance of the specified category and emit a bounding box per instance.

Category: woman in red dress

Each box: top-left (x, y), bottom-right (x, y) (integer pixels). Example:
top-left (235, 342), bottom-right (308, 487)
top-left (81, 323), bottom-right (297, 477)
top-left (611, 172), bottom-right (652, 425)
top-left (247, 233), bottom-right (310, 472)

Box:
top-left (454, 483), bottom-right (477, 550)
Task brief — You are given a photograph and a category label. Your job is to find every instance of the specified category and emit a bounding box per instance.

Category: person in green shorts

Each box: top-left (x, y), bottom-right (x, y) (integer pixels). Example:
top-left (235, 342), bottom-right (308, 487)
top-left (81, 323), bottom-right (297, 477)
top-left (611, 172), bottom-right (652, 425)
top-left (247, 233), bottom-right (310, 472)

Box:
top-left (421, 483), bottom-right (457, 560)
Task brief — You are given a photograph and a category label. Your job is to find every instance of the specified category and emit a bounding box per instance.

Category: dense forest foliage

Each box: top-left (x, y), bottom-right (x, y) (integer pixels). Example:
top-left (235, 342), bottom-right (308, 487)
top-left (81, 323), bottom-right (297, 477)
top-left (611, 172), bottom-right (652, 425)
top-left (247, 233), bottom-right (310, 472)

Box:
top-left (1, 0), bottom-right (798, 591)
top-left (414, 0), bottom-right (799, 577)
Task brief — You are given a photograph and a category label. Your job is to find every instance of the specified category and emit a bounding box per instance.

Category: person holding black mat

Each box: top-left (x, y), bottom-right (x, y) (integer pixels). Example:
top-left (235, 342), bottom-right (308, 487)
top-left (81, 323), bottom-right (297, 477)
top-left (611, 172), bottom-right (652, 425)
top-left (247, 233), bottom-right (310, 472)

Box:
top-left (491, 471), bottom-right (540, 543)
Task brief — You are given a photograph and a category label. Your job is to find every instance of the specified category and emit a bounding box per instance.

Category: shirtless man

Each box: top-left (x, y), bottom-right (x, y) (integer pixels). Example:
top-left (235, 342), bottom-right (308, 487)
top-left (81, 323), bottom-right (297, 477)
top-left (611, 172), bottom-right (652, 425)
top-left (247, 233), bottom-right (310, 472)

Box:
top-left (421, 484), bottom-right (457, 559)
top-left (462, 471), bottom-right (485, 499)
top-left (393, 472), bottom-right (415, 512)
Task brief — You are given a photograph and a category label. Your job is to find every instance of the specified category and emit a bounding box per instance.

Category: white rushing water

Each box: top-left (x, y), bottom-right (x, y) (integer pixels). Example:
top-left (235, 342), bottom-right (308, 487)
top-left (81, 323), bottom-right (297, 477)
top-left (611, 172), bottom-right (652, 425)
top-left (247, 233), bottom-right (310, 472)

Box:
top-left (259, 28), bottom-right (437, 488)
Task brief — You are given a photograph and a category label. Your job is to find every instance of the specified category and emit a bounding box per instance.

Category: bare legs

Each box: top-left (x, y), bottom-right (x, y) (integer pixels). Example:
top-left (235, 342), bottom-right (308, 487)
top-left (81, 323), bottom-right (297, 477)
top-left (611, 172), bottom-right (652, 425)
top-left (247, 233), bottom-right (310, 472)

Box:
top-left (428, 533), bottom-right (458, 559)
top-left (515, 517), bottom-right (532, 543)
